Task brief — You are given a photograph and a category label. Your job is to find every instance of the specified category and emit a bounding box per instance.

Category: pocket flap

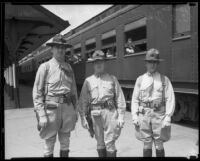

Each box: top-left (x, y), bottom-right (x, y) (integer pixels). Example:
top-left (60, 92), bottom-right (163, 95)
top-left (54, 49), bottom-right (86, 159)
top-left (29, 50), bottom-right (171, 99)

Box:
top-left (91, 110), bottom-right (101, 116)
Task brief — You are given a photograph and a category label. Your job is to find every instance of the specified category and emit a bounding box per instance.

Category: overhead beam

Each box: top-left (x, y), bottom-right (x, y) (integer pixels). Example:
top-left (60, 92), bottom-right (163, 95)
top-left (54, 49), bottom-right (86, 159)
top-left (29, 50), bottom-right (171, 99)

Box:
top-left (18, 46), bottom-right (28, 50)
top-left (21, 40), bottom-right (34, 46)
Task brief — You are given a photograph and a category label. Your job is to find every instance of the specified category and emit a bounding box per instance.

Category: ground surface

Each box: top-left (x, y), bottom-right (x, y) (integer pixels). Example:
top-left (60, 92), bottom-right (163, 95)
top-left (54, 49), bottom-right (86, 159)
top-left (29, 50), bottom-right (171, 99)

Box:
top-left (4, 84), bottom-right (199, 158)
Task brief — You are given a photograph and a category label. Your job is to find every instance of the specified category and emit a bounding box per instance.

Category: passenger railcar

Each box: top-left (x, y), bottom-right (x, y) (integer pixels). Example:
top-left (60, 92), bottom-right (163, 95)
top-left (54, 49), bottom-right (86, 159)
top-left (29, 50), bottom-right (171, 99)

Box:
top-left (19, 4), bottom-right (198, 122)
top-left (63, 4), bottom-right (198, 122)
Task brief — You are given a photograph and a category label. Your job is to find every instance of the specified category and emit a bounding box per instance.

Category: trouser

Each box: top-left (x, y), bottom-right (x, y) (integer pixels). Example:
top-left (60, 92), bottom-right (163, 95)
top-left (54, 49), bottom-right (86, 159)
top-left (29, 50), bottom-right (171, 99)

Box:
top-left (39, 102), bottom-right (77, 156)
top-left (135, 106), bottom-right (171, 150)
top-left (91, 107), bottom-right (121, 152)
top-left (44, 132), bottom-right (70, 156)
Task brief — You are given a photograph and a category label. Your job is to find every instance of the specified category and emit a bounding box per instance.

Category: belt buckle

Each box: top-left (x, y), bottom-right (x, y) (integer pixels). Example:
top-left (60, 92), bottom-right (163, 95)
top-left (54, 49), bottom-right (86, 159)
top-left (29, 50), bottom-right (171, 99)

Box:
top-left (59, 97), bottom-right (64, 104)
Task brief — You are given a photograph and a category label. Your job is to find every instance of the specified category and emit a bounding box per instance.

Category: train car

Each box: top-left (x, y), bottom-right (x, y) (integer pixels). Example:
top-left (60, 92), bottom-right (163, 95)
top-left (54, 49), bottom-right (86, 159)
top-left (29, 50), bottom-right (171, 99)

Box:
top-left (62, 4), bottom-right (198, 122)
top-left (19, 57), bottom-right (35, 85)
top-left (19, 46), bottom-right (52, 85)
top-left (18, 45), bottom-right (81, 87)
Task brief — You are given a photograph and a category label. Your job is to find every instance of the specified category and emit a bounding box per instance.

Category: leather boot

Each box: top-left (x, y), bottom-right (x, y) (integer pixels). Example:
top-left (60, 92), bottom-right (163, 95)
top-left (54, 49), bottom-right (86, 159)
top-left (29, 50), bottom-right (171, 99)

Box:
top-left (44, 153), bottom-right (53, 157)
top-left (106, 150), bottom-right (117, 157)
top-left (143, 149), bottom-right (152, 157)
top-left (97, 148), bottom-right (107, 157)
top-left (60, 150), bottom-right (69, 157)
top-left (156, 149), bottom-right (165, 157)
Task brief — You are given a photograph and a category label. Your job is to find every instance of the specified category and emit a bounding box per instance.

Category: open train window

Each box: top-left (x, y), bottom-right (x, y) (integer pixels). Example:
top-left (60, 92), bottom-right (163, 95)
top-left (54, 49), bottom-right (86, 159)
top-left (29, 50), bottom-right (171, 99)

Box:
top-left (65, 49), bottom-right (71, 62)
top-left (172, 4), bottom-right (191, 38)
top-left (124, 17), bottom-right (147, 56)
top-left (101, 30), bottom-right (116, 58)
top-left (73, 43), bottom-right (82, 63)
top-left (85, 38), bottom-right (96, 61)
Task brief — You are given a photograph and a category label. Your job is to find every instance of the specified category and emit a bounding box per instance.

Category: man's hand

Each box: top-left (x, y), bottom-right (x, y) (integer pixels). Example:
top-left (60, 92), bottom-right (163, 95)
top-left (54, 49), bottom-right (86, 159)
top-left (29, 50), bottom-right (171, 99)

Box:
top-left (117, 119), bottom-right (125, 128)
top-left (132, 119), bottom-right (140, 127)
top-left (81, 116), bottom-right (89, 129)
top-left (39, 115), bottom-right (48, 129)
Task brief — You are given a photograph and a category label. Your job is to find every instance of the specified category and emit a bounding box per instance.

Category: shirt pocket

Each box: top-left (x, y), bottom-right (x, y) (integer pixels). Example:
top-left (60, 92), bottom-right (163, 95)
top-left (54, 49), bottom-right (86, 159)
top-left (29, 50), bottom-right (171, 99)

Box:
top-left (89, 84), bottom-right (98, 98)
top-left (102, 82), bottom-right (113, 95)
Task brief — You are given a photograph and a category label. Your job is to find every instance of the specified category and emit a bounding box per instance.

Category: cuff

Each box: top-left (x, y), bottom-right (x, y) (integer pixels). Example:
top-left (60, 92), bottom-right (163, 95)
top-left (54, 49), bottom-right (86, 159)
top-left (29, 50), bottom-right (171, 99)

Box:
top-left (165, 115), bottom-right (171, 122)
top-left (132, 114), bottom-right (138, 121)
top-left (117, 109), bottom-right (125, 120)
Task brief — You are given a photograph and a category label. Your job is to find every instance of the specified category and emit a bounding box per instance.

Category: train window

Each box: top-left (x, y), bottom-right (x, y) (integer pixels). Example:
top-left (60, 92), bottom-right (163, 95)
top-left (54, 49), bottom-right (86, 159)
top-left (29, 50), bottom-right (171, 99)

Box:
top-left (85, 38), bottom-right (96, 61)
top-left (172, 4), bottom-right (191, 37)
top-left (74, 47), bottom-right (81, 54)
top-left (124, 17), bottom-right (147, 55)
top-left (73, 43), bottom-right (81, 54)
top-left (73, 44), bottom-right (82, 63)
top-left (65, 48), bottom-right (71, 62)
top-left (101, 30), bottom-right (116, 58)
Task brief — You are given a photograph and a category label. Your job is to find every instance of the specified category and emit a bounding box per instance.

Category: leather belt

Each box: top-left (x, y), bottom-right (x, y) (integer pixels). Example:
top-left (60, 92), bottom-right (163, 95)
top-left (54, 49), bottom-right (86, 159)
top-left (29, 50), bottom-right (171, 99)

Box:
top-left (91, 100), bottom-right (115, 110)
top-left (45, 94), bottom-right (72, 104)
top-left (139, 102), bottom-right (154, 108)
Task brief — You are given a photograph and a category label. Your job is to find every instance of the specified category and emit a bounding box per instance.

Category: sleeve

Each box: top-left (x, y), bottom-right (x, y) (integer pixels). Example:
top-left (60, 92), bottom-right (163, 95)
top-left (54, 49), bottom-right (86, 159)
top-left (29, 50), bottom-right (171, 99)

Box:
top-left (131, 76), bottom-right (142, 121)
top-left (78, 79), bottom-right (90, 118)
top-left (164, 76), bottom-right (175, 122)
top-left (68, 64), bottom-right (78, 110)
top-left (32, 63), bottom-right (47, 117)
top-left (113, 76), bottom-right (126, 120)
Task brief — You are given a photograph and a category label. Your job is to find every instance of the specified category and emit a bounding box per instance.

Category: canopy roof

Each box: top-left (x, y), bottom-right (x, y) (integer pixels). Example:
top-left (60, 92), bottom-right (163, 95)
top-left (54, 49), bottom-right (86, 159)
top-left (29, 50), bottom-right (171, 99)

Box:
top-left (4, 3), bottom-right (70, 68)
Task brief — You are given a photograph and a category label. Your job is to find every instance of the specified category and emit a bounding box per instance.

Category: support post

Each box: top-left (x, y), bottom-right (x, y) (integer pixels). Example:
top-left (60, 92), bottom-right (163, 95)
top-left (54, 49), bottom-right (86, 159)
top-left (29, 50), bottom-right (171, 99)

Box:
top-left (9, 65), bottom-right (14, 100)
top-left (13, 61), bottom-right (20, 109)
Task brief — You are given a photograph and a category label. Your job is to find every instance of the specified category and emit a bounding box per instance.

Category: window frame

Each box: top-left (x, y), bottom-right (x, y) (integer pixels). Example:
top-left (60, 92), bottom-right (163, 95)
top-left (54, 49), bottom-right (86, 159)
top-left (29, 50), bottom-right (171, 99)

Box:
top-left (85, 39), bottom-right (96, 62)
top-left (101, 30), bottom-right (117, 59)
top-left (172, 4), bottom-right (191, 39)
top-left (123, 17), bottom-right (147, 56)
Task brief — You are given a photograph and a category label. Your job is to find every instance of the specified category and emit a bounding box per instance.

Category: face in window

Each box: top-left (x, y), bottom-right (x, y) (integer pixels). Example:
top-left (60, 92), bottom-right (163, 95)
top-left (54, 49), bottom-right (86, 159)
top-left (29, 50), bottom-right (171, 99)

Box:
top-left (93, 60), bottom-right (105, 74)
top-left (128, 38), bottom-right (132, 44)
top-left (145, 61), bottom-right (159, 73)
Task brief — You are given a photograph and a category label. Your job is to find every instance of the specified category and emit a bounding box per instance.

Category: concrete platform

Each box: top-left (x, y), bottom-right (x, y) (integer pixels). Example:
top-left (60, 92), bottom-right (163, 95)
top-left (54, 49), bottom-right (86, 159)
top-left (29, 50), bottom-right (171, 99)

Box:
top-left (4, 84), bottom-right (199, 158)
top-left (5, 108), bottom-right (198, 159)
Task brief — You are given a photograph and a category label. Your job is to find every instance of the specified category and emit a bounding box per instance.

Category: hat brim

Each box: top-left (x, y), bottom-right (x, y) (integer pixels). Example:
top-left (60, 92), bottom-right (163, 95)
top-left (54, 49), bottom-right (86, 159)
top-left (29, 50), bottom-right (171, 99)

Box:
top-left (90, 58), bottom-right (106, 62)
top-left (144, 59), bottom-right (164, 62)
top-left (46, 42), bottom-right (72, 48)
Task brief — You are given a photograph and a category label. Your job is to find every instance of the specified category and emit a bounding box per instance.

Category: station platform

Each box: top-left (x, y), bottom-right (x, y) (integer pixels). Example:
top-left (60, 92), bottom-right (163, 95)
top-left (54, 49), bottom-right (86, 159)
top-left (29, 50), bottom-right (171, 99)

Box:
top-left (4, 84), bottom-right (199, 158)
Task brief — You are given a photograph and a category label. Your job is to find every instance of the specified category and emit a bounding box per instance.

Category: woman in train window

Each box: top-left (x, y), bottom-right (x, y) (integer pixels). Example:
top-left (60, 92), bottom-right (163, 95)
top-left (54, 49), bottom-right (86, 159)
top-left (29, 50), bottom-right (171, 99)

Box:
top-left (131, 48), bottom-right (175, 157)
top-left (125, 38), bottom-right (135, 55)
top-left (79, 50), bottom-right (126, 157)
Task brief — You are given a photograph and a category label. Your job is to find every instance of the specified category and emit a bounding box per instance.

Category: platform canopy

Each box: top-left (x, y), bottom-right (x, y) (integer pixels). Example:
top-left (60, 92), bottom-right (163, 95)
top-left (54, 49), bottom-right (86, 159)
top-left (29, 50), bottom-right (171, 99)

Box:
top-left (4, 3), bottom-right (70, 68)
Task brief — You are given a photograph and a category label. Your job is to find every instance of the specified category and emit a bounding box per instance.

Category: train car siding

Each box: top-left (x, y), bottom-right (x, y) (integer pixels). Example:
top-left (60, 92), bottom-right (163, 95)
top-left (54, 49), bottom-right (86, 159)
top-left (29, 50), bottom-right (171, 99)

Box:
top-left (19, 4), bottom-right (198, 122)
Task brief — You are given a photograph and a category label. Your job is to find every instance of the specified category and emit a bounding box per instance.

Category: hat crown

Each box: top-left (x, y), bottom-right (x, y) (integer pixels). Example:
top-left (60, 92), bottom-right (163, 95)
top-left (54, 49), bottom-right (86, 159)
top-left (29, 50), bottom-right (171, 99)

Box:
top-left (145, 48), bottom-right (161, 61)
top-left (52, 34), bottom-right (66, 43)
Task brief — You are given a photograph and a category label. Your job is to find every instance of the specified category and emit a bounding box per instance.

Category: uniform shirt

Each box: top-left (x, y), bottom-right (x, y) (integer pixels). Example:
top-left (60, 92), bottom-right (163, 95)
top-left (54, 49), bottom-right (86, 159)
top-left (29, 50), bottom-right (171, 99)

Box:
top-left (79, 73), bottom-right (126, 120)
top-left (131, 72), bottom-right (175, 121)
top-left (32, 57), bottom-right (78, 117)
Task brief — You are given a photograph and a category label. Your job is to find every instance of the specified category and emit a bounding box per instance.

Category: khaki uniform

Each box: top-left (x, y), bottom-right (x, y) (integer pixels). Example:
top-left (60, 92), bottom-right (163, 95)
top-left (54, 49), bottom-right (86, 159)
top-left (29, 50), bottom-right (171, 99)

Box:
top-left (131, 72), bottom-right (175, 144)
top-left (79, 73), bottom-right (126, 152)
top-left (33, 57), bottom-right (78, 156)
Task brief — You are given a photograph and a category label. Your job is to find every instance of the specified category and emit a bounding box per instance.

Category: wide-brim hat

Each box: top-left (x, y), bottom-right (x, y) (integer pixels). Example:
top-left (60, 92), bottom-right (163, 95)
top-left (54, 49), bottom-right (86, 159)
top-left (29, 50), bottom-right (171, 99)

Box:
top-left (46, 34), bottom-right (72, 48)
top-left (144, 48), bottom-right (164, 62)
top-left (90, 50), bottom-right (106, 62)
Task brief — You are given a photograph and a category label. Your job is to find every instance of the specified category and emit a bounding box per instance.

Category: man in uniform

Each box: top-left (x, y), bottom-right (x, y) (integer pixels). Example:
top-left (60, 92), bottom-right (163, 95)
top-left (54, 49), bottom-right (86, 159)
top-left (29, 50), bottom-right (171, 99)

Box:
top-left (131, 48), bottom-right (175, 157)
top-left (32, 34), bottom-right (78, 157)
top-left (79, 50), bottom-right (126, 157)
